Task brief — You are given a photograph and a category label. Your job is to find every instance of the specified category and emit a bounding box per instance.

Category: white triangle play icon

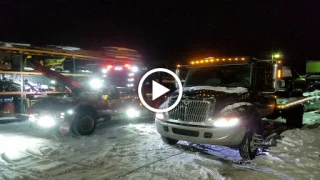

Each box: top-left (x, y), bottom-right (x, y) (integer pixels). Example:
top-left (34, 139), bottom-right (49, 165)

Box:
top-left (152, 80), bottom-right (170, 101)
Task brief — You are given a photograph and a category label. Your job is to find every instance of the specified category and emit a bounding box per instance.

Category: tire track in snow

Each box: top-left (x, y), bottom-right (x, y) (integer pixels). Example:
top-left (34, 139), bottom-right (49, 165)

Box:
top-left (117, 152), bottom-right (184, 179)
top-left (24, 147), bottom-right (100, 168)
top-left (1, 145), bottom-right (101, 179)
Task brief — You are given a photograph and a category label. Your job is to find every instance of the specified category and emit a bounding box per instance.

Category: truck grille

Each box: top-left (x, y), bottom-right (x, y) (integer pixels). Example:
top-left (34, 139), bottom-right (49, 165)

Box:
top-left (168, 100), bottom-right (211, 123)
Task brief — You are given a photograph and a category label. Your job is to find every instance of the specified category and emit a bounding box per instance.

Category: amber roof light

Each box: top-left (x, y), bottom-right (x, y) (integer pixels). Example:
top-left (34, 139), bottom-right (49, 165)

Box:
top-left (189, 57), bottom-right (247, 65)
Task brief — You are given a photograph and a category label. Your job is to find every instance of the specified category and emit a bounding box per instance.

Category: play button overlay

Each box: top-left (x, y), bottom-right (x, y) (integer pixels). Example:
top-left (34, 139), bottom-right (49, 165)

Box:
top-left (138, 68), bottom-right (183, 113)
top-left (152, 81), bottom-right (170, 100)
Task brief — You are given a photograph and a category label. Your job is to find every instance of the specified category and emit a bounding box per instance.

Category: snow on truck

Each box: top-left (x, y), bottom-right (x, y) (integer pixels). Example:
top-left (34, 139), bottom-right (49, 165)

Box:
top-left (155, 57), bottom-right (310, 159)
top-left (26, 56), bottom-right (148, 136)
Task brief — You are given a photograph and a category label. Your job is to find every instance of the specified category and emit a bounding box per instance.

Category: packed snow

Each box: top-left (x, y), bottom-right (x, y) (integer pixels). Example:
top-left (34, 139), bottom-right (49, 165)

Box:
top-left (185, 86), bottom-right (248, 94)
top-left (1, 112), bottom-right (320, 179)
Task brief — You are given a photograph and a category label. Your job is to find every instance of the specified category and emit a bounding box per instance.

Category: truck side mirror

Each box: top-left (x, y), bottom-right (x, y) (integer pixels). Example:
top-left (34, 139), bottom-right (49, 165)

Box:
top-left (175, 68), bottom-right (180, 89)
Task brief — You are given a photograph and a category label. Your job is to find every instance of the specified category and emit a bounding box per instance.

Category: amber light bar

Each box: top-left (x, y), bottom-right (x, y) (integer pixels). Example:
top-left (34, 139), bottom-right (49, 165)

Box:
top-left (190, 57), bottom-right (247, 65)
top-left (277, 97), bottom-right (313, 109)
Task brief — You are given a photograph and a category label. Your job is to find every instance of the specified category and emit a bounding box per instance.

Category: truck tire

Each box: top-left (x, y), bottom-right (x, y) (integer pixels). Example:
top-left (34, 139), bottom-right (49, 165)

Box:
top-left (285, 105), bottom-right (303, 128)
top-left (72, 110), bottom-right (97, 136)
top-left (161, 136), bottom-right (179, 145)
top-left (239, 130), bottom-right (257, 160)
top-left (238, 112), bottom-right (263, 160)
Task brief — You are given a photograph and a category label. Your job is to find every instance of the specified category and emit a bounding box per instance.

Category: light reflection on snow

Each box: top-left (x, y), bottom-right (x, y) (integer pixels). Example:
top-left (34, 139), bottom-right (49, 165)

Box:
top-left (0, 135), bottom-right (41, 160)
top-left (177, 141), bottom-right (242, 161)
top-left (260, 151), bottom-right (285, 162)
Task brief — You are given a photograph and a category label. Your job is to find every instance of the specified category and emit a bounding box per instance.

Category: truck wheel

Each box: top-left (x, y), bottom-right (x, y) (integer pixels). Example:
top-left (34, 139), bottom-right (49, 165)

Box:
top-left (161, 136), bottom-right (178, 145)
top-left (239, 130), bottom-right (257, 160)
top-left (73, 111), bottom-right (97, 136)
top-left (285, 105), bottom-right (303, 128)
top-left (238, 112), bottom-right (263, 160)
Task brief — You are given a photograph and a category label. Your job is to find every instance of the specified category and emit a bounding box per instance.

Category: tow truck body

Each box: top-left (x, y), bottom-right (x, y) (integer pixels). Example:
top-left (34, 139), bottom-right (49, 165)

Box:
top-left (27, 58), bottom-right (145, 136)
top-left (156, 57), bottom-right (308, 159)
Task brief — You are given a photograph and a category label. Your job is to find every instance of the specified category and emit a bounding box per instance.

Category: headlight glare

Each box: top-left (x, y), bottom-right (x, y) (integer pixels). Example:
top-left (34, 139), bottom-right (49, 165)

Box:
top-left (90, 79), bottom-right (103, 89)
top-left (37, 116), bottom-right (56, 128)
top-left (213, 117), bottom-right (239, 127)
top-left (126, 108), bottom-right (140, 118)
top-left (67, 109), bottom-right (73, 115)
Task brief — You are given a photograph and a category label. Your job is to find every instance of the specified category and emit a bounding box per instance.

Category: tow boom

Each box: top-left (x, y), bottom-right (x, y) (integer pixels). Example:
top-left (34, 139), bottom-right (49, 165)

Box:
top-left (27, 59), bottom-right (83, 93)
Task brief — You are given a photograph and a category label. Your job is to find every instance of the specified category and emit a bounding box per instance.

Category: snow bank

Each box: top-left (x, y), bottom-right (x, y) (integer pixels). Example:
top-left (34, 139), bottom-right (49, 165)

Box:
top-left (254, 123), bottom-right (320, 180)
top-left (186, 86), bottom-right (248, 94)
top-left (303, 90), bottom-right (320, 97)
top-left (220, 102), bottom-right (253, 114)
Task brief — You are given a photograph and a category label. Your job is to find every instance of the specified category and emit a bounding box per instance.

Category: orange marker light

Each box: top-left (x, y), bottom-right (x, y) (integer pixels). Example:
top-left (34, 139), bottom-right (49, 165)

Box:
top-left (205, 60), bottom-right (209, 63)
top-left (124, 64), bottom-right (130, 68)
top-left (107, 65), bottom-right (113, 69)
top-left (216, 59), bottom-right (219, 61)
top-left (210, 59), bottom-right (214, 62)
top-left (222, 58), bottom-right (225, 61)
top-left (200, 60), bottom-right (204, 63)
top-left (241, 58), bottom-right (245, 60)
top-left (191, 61), bottom-right (195, 64)
top-left (228, 58), bottom-right (232, 61)
top-left (196, 61), bottom-right (199, 64)
top-left (177, 64), bottom-right (181, 67)
top-left (235, 58), bottom-right (238, 61)
top-left (277, 69), bottom-right (282, 79)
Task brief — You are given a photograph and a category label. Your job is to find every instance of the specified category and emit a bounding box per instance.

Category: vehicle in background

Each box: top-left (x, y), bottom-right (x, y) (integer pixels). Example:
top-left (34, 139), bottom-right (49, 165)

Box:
top-left (26, 58), bottom-right (147, 136)
top-left (156, 57), bottom-right (309, 159)
top-left (305, 60), bottom-right (320, 90)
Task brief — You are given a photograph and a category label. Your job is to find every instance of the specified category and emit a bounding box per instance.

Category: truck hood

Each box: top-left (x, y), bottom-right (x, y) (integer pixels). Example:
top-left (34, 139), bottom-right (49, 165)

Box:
top-left (168, 86), bottom-right (249, 115)
top-left (29, 96), bottom-right (75, 113)
top-left (170, 86), bottom-right (248, 97)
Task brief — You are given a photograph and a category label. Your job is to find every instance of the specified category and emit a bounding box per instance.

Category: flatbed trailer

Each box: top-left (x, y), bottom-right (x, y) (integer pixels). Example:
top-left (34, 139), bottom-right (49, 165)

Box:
top-left (0, 42), bottom-right (145, 118)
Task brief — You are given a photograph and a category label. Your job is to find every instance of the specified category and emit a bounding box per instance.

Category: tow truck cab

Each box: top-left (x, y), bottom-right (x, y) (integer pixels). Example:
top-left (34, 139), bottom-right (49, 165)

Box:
top-left (156, 57), bottom-right (307, 159)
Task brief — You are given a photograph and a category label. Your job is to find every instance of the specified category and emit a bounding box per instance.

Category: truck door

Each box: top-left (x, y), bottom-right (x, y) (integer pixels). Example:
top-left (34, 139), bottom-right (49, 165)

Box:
top-left (254, 64), bottom-right (276, 117)
top-left (282, 66), bottom-right (306, 96)
top-left (97, 85), bottom-right (121, 115)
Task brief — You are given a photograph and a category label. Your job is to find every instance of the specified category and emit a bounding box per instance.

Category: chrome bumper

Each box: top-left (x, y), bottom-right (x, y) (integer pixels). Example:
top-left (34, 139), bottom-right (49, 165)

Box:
top-left (155, 119), bottom-right (247, 146)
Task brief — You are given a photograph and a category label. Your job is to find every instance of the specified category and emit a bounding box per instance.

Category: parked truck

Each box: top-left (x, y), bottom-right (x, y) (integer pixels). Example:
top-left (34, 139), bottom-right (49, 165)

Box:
top-left (155, 57), bottom-right (309, 159)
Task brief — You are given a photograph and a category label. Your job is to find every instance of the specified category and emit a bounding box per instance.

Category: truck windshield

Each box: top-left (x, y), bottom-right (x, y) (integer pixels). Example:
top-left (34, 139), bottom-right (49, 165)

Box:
top-left (184, 64), bottom-right (252, 88)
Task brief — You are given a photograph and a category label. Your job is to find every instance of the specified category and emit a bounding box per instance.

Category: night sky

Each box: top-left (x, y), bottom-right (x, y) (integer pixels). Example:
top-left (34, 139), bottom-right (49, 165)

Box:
top-left (0, 0), bottom-right (319, 73)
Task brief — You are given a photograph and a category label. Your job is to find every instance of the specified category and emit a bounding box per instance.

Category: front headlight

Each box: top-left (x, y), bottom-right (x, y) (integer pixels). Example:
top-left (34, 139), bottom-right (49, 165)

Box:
top-left (37, 116), bottom-right (56, 128)
top-left (89, 79), bottom-right (103, 89)
top-left (213, 117), bottom-right (239, 127)
top-left (67, 109), bottom-right (73, 115)
top-left (155, 113), bottom-right (164, 120)
top-left (126, 108), bottom-right (141, 118)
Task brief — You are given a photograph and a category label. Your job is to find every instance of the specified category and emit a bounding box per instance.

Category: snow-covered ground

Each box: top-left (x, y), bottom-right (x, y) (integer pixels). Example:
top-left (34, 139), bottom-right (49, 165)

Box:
top-left (1, 112), bottom-right (320, 180)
